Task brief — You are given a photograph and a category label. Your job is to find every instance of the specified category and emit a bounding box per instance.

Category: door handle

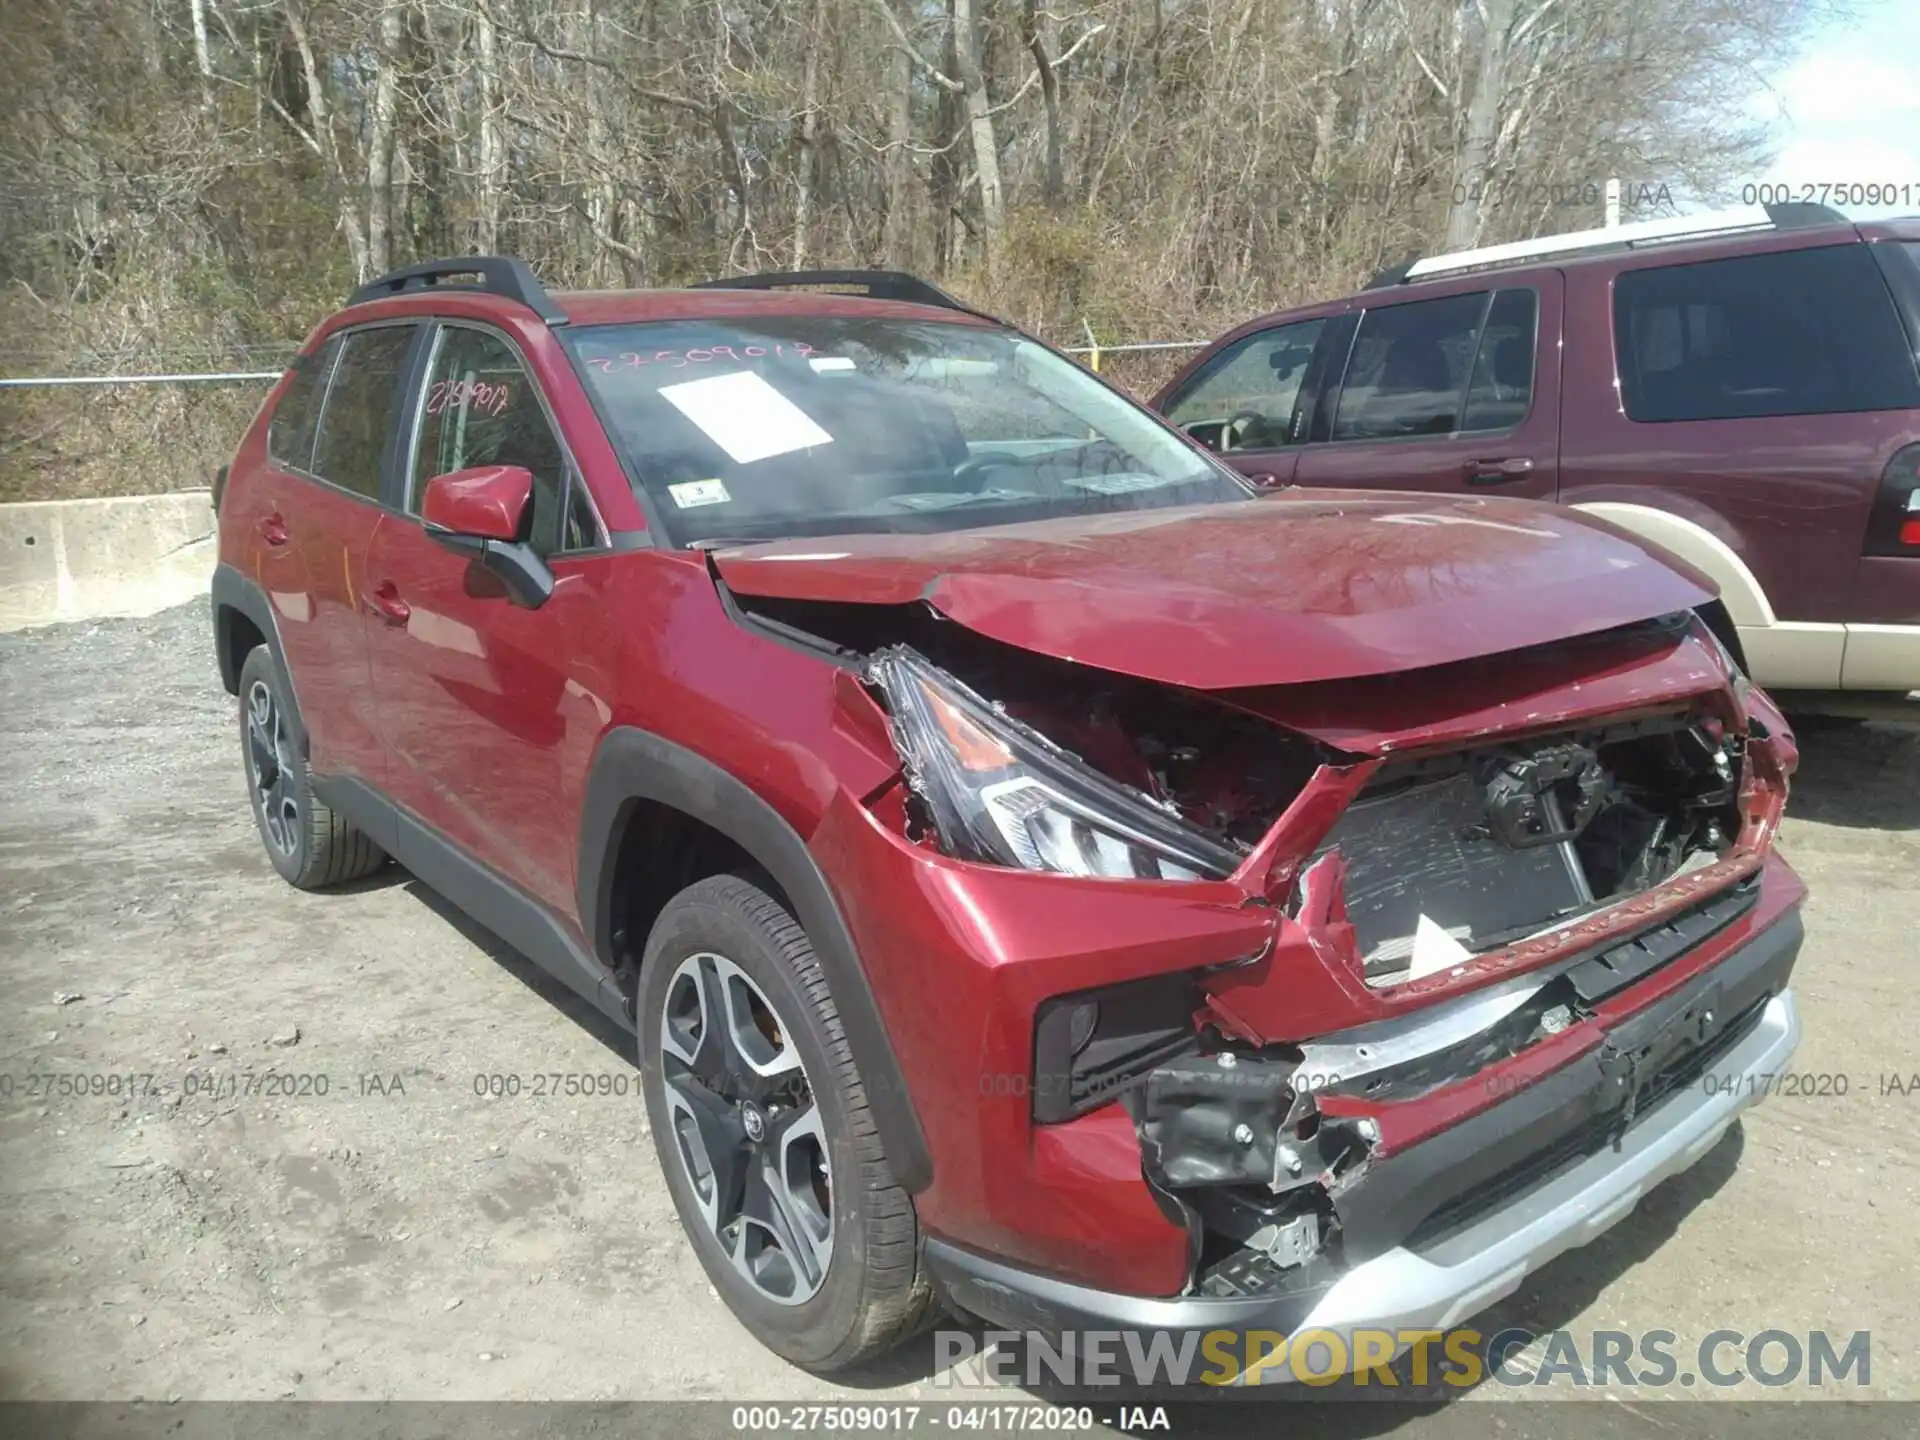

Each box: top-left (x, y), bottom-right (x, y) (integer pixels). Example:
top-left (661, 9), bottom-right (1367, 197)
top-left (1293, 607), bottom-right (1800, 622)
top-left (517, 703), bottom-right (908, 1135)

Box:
top-left (257, 512), bottom-right (289, 546)
top-left (368, 581), bottom-right (411, 626)
top-left (1463, 456), bottom-right (1534, 485)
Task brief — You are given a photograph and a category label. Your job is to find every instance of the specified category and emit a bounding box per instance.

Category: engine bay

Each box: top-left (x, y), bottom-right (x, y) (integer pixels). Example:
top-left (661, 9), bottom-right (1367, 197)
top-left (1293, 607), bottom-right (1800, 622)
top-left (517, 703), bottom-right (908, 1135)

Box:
top-left (1309, 717), bottom-right (1743, 987)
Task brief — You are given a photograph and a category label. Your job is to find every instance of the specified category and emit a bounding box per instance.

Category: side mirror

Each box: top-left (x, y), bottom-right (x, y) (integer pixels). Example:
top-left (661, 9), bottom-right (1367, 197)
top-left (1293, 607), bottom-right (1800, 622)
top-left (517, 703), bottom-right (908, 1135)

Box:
top-left (419, 465), bottom-right (553, 609)
top-left (1242, 471), bottom-right (1291, 493)
top-left (1180, 420), bottom-right (1227, 454)
top-left (421, 464), bottom-right (533, 542)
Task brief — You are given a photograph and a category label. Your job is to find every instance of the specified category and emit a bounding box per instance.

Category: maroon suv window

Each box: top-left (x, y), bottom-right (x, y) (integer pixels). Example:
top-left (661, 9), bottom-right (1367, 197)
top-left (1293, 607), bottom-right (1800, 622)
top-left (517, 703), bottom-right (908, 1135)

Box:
top-left (1162, 317), bottom-right (1327, 452)
top-left (1613, 244), bottom-right (1920, 422)
top-left (1460, 289), bottom-right (1538, 431)
top-left (1333, 293), bottom-right (1489, 440)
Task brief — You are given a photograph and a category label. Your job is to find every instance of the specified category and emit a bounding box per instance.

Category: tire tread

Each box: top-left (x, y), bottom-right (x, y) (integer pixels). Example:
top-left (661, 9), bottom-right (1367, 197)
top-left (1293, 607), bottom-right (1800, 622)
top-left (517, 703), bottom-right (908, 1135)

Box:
top-left (658, 873), bottom-right (937, 1370)
top-left (238, 645), bottom-right (387, 891)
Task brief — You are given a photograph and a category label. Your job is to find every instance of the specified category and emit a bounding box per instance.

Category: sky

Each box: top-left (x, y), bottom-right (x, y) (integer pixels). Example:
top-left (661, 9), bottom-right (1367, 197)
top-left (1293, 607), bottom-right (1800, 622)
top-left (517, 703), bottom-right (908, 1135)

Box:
top-left (1748, 0), bottom-right (1920, 220)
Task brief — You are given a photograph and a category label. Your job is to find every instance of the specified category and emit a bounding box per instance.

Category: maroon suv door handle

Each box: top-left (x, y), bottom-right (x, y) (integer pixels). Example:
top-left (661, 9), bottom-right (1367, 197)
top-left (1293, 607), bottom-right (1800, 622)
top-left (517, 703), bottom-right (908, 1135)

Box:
top-left (1463, 456), bottom-right (1535, 485)
top-left (257, 512), bottom-right (289, 546)
top-left (368, 581), bottom-right (411, 626)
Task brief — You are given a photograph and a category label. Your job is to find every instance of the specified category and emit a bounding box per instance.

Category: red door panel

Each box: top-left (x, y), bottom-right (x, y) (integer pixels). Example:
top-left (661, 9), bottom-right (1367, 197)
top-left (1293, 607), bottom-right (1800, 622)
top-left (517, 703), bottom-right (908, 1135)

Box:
top-left (255, 474), bottom-right (386, 785)
top-left (361, 516), bottom-right (602, 917)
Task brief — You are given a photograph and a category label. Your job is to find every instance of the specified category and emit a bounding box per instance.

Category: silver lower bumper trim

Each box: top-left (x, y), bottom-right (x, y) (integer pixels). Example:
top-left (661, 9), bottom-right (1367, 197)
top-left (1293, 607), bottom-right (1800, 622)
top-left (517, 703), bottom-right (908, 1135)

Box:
top-left (926, 987), bottom-right (1802, 1384)
top-left (1254, 986), bottom-right (1800, 1381)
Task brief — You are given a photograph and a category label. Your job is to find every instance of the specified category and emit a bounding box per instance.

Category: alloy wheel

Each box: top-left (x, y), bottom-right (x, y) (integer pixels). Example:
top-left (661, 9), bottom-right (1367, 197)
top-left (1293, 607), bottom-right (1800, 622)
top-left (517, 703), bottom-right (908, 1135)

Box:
top-left (245, 678), bottom-right (299, 857)
top-left (657, 952), bottom-right (834, 1305)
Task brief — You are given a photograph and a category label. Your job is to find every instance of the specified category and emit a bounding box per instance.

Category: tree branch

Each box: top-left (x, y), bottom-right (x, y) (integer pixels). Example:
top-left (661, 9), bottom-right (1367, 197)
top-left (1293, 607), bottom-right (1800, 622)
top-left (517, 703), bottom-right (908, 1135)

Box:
top-left (860, 0), bottom-right (964, 93)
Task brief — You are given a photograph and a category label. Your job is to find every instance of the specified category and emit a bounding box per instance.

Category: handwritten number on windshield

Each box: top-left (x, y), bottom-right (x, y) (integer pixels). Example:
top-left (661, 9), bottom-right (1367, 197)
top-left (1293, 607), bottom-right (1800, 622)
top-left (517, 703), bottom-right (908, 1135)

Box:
top-left (582, 342), bottom-right (819, 374)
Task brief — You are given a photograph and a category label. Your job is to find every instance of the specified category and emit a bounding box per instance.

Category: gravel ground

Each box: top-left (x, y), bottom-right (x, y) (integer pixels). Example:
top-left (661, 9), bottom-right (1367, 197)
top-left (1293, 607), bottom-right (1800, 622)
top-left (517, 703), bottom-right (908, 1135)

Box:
top-left (1, 601), bottom-right (1916, 1424)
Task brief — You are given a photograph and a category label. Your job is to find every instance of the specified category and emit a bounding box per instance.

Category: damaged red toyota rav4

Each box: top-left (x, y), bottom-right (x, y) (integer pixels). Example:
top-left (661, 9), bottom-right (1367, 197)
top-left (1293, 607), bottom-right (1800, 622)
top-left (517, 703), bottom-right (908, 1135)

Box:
top-left (213, 259), bottom-right (1805, 1377)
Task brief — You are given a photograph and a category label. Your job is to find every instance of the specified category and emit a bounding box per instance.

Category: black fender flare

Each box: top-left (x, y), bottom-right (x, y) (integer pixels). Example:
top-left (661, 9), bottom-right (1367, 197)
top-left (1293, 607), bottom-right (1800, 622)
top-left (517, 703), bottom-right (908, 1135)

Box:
top-left (212, 562), bottom-right (311, 757)
top-left (578, 727), bottom-right (933, 1193)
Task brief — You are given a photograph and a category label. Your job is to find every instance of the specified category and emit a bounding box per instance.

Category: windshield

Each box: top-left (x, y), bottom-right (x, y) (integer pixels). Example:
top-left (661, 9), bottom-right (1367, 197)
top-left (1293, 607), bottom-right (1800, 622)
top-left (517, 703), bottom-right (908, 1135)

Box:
top-left (565, 316), bottom-right (1247, 544)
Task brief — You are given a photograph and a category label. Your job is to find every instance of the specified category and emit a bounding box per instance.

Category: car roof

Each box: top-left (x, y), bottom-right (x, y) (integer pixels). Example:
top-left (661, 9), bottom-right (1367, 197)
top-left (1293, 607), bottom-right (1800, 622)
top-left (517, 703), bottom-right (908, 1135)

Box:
top-left (1224, 212), bottom-right (1920, 338)
top-left (549, 287), bottom-right (1000, 330)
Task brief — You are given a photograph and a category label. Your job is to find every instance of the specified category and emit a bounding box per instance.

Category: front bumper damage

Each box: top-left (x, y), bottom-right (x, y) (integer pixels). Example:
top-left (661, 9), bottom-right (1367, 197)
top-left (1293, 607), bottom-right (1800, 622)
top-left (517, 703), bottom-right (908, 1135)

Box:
top-left (926, 897), bottom-right (1803, 1379)
top-left (804, 605), bottom-right (1805, 1341)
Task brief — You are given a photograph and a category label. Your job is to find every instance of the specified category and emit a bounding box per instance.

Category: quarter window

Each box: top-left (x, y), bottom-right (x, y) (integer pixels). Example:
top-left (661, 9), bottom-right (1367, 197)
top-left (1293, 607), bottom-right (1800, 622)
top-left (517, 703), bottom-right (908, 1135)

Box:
top-left (1163, 318), bottom-right (1327, 451)
top-left (310, 326), bottom-right (416, 500)
top-left (412, 326), bottom-right (588, 554)
top-left (1613, 245), bottom-right (1920, 422)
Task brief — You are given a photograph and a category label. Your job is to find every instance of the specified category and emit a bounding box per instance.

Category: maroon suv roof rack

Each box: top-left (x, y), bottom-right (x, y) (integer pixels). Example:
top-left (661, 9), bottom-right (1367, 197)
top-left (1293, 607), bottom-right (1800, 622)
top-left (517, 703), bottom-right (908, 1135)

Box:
top-left (1363, 201), bottom-right (1853, 290)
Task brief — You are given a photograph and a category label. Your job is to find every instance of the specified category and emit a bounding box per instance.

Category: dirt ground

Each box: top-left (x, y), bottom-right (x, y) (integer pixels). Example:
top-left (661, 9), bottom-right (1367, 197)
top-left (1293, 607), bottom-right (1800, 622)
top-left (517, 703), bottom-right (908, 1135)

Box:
top-left (1, 600), bottom-right (1917, 1423)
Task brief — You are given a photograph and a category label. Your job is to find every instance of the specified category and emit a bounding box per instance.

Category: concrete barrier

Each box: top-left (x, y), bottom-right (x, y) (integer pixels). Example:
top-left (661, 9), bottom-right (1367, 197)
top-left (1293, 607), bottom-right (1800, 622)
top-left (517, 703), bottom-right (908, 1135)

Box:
top-left (0, 490), bottom-right (216, 633)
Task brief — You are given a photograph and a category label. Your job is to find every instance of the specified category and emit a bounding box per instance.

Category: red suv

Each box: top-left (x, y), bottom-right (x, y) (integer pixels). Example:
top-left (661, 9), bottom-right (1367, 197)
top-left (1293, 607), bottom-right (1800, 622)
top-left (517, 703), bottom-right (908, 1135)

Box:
top-left (1155, 203), bottom-right (1920, 706)
top-left (213, 259), bottom-right (1806, 1378)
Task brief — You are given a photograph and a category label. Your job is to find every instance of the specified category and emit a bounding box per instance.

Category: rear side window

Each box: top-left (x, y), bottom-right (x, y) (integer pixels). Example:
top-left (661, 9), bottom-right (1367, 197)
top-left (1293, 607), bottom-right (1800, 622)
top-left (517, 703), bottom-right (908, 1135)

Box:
top-left (310, 326), bottom-right (416, 500)
top-left (1460, 289), bottom-right (1538, 431)
top-left (1333, 292), bottom-right (1488, 440)
top-left (266, 337), bottom-right (340, 472)
top-left (1614, 245), bottom-right (1920, 422)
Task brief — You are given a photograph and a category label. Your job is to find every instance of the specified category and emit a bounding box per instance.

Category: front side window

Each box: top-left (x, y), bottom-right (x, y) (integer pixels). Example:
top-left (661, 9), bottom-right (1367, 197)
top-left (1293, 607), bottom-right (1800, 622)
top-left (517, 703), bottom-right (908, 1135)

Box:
top-left (310, 326), bottom-right (416, 500)
top-left (565, 317), bottom-right (1245, 545)
top-left (411, 325), bottom-right (594, 554)
top-left (267, 336), bottom-right (341, 473)
top-left (1614, 245), bottom-right (1920, 422)
top-left (1332, 292), bottom-right (1489, 441)
top-left (1162, 318), bottom-right (1327, 452)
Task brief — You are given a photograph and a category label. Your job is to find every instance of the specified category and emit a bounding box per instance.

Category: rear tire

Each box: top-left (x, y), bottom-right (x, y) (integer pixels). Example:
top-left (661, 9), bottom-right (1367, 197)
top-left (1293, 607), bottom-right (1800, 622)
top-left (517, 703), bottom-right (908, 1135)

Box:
top-left (237, 644), bottom-right (386, 890)
top-left (638, 873), bottom-right (936, 1371)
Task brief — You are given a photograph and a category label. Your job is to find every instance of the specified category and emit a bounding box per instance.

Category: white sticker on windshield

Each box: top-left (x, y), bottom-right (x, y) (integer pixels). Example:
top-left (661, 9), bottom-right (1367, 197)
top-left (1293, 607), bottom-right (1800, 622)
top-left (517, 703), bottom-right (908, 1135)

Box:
top-left (658, 370), bottom-right (834, 465)
top-left (668, 478), bottom-right (732, 509)
top-left (809, 356), bottom-right (857, 373)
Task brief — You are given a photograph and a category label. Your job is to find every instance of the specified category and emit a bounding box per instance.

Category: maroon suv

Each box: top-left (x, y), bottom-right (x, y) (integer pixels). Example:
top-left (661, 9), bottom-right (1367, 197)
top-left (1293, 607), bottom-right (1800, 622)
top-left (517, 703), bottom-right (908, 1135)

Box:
top-left (1156, 203), bottom-right (1920, 706)
top-left (213, 259), bottom-right (1805, 1378)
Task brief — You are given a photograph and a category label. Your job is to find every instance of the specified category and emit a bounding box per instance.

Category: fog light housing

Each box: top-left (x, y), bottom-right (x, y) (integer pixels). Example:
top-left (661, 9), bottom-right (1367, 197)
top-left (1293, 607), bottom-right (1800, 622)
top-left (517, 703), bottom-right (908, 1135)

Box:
top-left (1031, 973), bottom-right (1198, 1123)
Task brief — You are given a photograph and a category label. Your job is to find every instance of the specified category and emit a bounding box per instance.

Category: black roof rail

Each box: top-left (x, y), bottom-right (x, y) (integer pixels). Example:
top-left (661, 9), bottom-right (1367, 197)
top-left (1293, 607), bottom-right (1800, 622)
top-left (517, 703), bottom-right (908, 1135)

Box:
top-left (1762, 201), bottom-right (1850, 229)
top-left (1362, 259), bottom-right (1418, 290)
top-left (691, 269), bottom-right (1000, 322)
top-left (346, 256), bottom-right (569, 325)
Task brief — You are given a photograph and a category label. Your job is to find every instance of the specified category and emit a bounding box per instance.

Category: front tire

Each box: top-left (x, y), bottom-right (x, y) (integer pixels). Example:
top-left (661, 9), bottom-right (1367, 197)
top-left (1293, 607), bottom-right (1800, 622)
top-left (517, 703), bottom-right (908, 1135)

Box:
top-left (236, 644), bottom-right (386, 890)
top-left (638, 874), bottom-right (935, 1370)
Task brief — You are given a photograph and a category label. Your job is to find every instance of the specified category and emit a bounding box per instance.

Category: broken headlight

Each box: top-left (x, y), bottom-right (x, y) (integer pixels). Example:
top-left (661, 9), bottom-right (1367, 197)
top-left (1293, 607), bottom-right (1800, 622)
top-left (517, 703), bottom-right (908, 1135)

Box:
top-left (871, 649), bottom-right (1241, 881)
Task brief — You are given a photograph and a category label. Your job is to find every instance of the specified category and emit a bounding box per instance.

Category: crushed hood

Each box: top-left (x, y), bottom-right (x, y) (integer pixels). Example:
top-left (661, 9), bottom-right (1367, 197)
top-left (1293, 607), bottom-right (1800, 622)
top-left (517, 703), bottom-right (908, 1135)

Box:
top-left (712, 494), bottom-right (1715, 690)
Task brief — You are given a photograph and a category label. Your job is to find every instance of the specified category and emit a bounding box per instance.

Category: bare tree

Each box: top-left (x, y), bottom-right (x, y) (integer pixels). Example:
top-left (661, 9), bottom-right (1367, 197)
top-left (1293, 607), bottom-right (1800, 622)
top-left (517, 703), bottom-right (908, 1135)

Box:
top-left (0, 0), bottom-right (1825, 499)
